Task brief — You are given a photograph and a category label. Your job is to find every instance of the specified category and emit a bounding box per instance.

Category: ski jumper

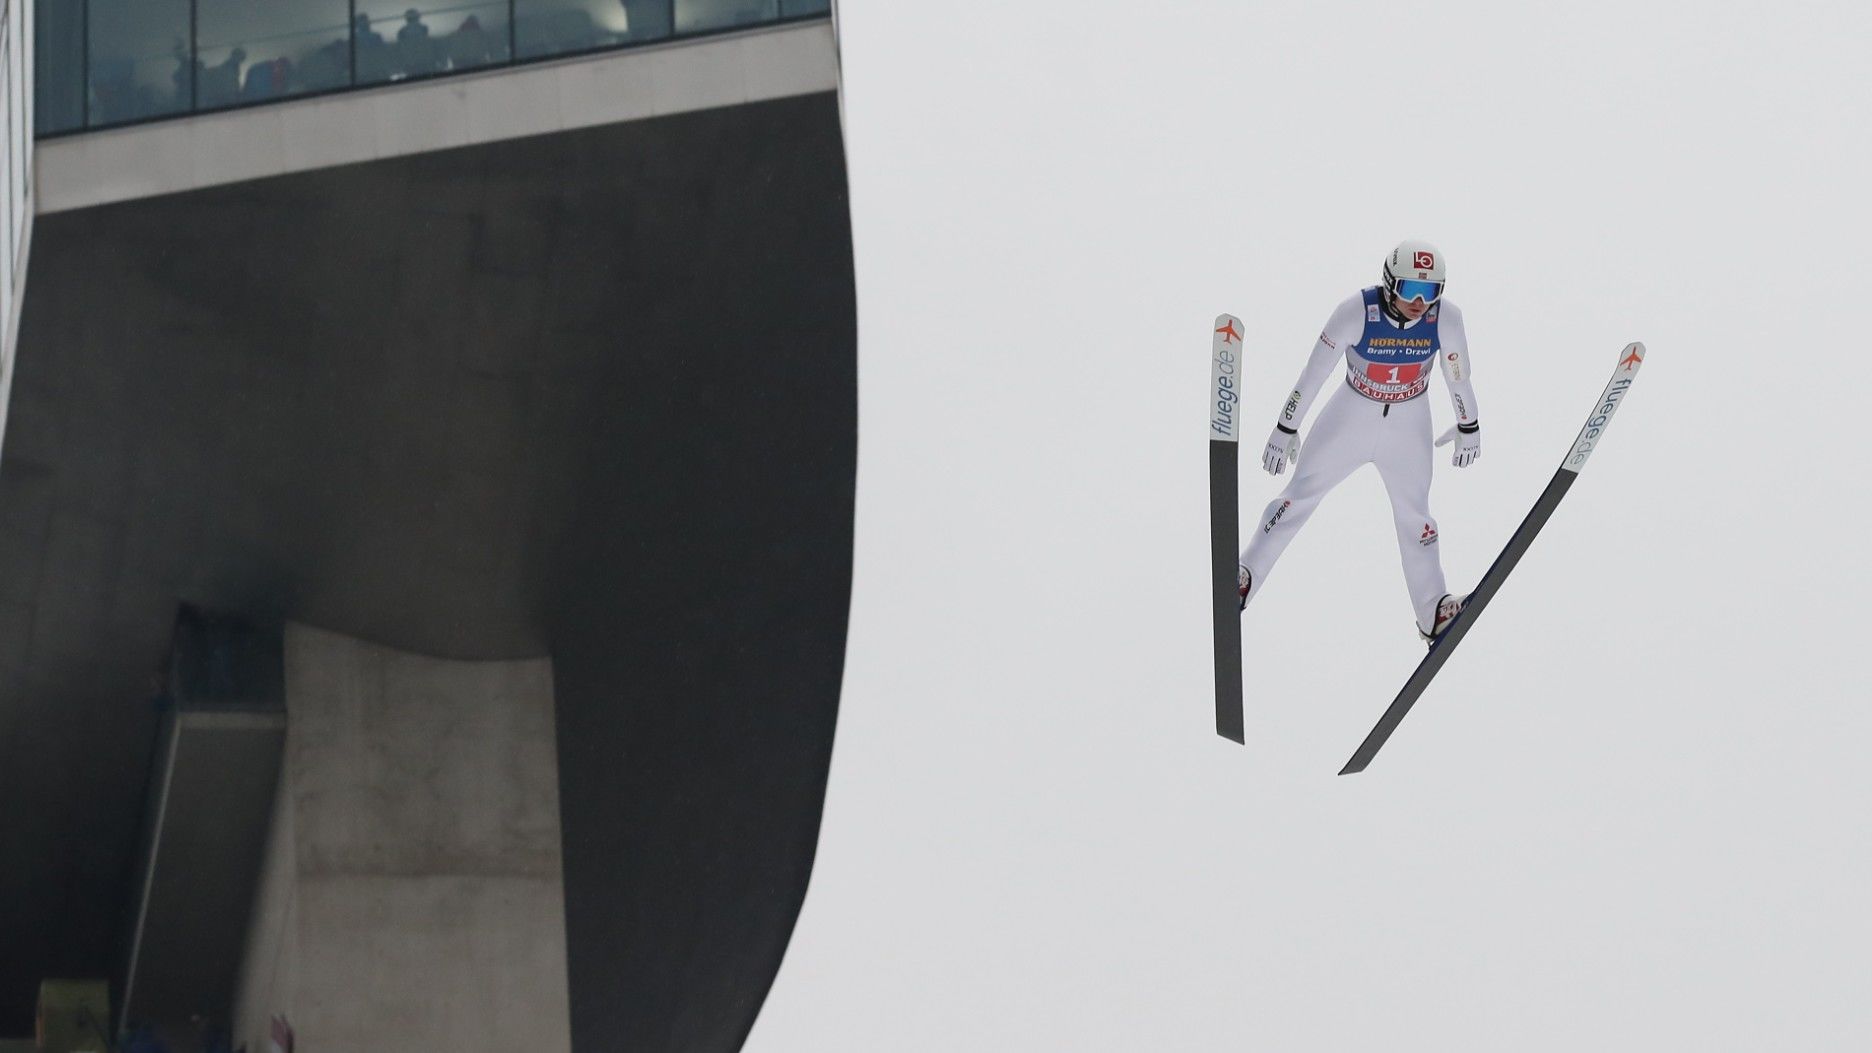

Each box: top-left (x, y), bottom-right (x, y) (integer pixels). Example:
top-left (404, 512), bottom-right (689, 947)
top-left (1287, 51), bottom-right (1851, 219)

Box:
top-left (1239, 288), bottom-right (1479, 632)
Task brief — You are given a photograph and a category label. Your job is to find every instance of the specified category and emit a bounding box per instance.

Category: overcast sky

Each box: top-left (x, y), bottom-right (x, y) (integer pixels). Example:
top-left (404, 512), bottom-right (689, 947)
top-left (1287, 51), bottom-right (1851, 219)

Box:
top-left (753, 2), bottom-right (1872, 1049)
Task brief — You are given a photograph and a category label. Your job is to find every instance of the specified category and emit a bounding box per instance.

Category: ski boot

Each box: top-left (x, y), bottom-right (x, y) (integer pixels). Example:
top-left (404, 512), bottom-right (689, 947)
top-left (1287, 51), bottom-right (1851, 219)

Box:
top-left (1418, 592), bottom-right (1469, 647)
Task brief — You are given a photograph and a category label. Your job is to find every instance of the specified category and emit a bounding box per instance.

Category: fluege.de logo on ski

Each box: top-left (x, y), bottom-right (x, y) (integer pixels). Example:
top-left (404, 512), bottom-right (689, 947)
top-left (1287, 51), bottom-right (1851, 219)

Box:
top-left (1566, 375), bottom-right (1634, 468)
top-left (1212, 346), bottom-right (1239, 437)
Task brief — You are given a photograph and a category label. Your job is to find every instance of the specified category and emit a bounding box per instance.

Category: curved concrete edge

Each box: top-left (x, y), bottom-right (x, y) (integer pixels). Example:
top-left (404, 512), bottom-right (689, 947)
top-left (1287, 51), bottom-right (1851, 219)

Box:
top-left (6, 77), bottom-right (854, 1044)
top-left (34, 19), bottom-right (838, 215)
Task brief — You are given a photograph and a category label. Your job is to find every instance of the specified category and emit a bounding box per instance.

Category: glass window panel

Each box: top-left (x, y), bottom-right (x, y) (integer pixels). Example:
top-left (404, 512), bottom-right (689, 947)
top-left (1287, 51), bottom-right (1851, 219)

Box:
top-left (29, 0), bottom-right (828, 137)
top-left (8, 14), bottom-right (22, 261)
top-left (354, 0), bottom-right (512, 84)
top-left (33, 0), bottom-right (83, 133)
top-left (86, 0), bottom-right (191, 126)
top-left (195, 0), bottom-right (350, 110)
top-left (20, 0), bottom-right (33, 152)
top-left (2, 33), bottom-right (11, 324)
top-left (674, 0), bottom-right (776, 34)
top-left (514, 0), bottom-right (667, 61)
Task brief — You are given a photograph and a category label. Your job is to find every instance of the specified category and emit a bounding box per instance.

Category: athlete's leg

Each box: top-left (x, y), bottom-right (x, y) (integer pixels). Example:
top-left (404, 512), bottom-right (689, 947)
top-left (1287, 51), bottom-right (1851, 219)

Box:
top-left (1373, 396), bottom-right (1448, 632)
top-left (1238, 386), bottom-right (1374, 604)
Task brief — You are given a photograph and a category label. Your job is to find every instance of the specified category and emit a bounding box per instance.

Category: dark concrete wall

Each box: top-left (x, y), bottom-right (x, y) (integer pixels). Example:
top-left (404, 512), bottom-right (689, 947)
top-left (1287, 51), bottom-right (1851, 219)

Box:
top-left (0, 90), bottom-right (854, 1049)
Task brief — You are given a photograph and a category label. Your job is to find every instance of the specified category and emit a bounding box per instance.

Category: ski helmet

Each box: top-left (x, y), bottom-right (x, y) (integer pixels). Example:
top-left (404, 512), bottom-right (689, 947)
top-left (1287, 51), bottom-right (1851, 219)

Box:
top-left (1382, 240), bottom-right (1446, 305)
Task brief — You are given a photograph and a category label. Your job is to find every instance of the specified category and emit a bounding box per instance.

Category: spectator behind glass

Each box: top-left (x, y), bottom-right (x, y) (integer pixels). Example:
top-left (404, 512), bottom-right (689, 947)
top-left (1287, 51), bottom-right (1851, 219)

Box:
top-left (199, 47), bottom-right (246, 108)
top-left (396, 9), bottom-right (445, 77)
top-left (300, 34), bottom-right (351, 92)
top-left (242, 56), bottom-right (294, 101)
top-left (172, 38), bottom-right (204, 108)
top-left (449, 14), bottom-right (495, 70)
top-left (355, 13), bottom-right (392, 82)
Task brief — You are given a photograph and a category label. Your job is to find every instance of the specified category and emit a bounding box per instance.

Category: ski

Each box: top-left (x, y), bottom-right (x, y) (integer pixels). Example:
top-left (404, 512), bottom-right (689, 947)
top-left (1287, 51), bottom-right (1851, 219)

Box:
top-left (1339, 342), bottom-right (1647, 774)
top-left (1210, 314), bottom-right (1246, 743)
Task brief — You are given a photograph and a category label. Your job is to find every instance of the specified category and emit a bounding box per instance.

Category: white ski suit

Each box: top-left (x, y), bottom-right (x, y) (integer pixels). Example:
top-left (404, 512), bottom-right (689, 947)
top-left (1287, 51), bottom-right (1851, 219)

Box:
top-left (1239, 287), bottom-right (1479, 633)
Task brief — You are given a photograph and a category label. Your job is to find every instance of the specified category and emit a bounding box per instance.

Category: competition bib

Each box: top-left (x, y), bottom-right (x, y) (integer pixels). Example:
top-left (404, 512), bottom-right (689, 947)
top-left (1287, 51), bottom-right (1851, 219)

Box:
top-left (1346, 287), bottom-right (1438, 402)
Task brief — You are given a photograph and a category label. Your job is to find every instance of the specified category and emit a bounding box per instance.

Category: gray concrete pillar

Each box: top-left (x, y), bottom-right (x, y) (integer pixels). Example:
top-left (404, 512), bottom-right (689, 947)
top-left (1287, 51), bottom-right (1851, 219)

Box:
top-left (233, 624), bottom-right (570, 1051)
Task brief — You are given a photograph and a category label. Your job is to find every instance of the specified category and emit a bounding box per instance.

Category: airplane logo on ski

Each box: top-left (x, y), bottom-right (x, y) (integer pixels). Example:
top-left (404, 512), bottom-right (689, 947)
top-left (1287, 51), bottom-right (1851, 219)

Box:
top-left (1215, 319), bottom-right (1242, 344)
top-left (1620, 347), bottom-right (1643, 372)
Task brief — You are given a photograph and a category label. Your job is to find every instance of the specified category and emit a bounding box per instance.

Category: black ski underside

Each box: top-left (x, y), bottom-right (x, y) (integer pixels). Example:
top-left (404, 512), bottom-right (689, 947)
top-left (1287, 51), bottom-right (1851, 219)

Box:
top-left (1211, 439), bottom-right (1244, 744)
top-left (1339, 467), bottom-right (1578, 774)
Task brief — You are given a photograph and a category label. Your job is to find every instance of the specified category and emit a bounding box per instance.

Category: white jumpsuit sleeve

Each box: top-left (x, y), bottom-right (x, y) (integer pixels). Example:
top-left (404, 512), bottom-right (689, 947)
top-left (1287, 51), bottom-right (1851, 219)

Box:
top-left (1278, 293), bottom-right (1365, 432)
top-left (1436, 300), bottom-right (1479, 427)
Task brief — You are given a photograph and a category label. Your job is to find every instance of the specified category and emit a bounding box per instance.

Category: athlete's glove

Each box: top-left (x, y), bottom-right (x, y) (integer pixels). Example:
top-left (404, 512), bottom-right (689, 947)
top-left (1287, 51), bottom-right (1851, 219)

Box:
top-left (1436, 422), bottom-right (1481, 468)
top-left (1262, 423), bottom-right (1299, 475)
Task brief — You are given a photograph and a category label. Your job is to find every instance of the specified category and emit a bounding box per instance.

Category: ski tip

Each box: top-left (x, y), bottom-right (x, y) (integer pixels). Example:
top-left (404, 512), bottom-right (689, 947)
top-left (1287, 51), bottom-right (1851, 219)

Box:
top-left (1337, 761), bottom-right (1366, 776)
top-left (1618, 342), bottom-right (1645, 373)
top-left (1210, 316), bottom-right (1246, 443)
top-left (1213, 314), bottom-right (1243, 346)
top-left (1216, 727), bottom-right (1245, 746)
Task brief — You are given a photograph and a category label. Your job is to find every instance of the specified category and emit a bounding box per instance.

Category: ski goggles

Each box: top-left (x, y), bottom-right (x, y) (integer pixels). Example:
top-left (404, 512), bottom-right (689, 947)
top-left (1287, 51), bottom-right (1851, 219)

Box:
top-left (1390, 278), bottom-right (1444, 304)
